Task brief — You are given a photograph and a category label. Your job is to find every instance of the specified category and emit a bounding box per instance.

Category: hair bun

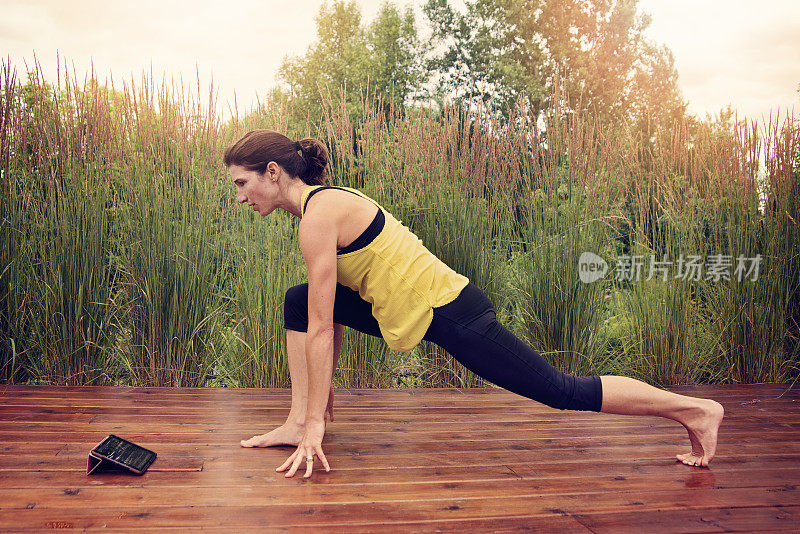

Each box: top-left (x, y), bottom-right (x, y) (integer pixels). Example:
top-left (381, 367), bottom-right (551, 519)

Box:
top-left (297, 138), bottom-right (328, 185)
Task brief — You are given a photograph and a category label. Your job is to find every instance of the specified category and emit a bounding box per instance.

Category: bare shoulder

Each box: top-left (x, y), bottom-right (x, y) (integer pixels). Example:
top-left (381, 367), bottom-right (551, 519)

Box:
top-left (298, 194), bottom-right (340, 252)
top-left (303, 187), bottom-right (355, 217)
top-left (301, 187), bottom-right (377, 251)
top-left (299, 205), bottom-right (335, 239)
top-left (300, 188), bottom-right (356, 232)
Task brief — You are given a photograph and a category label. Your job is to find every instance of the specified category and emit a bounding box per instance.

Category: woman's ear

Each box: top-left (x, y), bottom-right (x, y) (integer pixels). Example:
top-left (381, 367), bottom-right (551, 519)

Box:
top-left (266, 161), bottom-right (280, 181)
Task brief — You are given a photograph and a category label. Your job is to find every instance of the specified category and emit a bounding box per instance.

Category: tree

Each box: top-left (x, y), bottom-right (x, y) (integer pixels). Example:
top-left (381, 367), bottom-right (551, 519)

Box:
top-left (277, 1), bottom-right (427, 122)
top-left (278, 0), bottom-right (368, 120)
top-left (423, 0), bottom-right (688, 132)
top-left (368, 2), bottom-right (429, 113)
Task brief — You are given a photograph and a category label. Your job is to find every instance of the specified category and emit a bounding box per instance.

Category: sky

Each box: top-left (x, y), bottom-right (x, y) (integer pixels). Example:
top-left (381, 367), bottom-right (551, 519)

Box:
top-left (2, 0), bottom-right (798, 126)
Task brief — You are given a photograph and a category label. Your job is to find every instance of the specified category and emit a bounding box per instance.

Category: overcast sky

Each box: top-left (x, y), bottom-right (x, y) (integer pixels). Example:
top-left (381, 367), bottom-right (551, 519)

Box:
top-left (2, 0), bottom-right (798, 125)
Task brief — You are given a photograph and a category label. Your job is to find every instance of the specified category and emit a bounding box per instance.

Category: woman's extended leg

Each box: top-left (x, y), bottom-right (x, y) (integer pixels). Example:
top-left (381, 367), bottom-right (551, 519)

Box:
top-left (424, 283), bottom-right (725, 467)
top-left (599, 376), bottom-right (724, 466)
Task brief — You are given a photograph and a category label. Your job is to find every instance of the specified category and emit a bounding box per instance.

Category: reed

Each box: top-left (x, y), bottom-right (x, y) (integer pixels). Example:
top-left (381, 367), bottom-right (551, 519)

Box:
top-left (604, 117), bottom-right (710, 385)
top-left (1, 54), bottom-right (797, 388)
top-left (699, 112), bottom-right (800, 382)
top-left (506, 84), bottom-right (616, 378)
top-left (0, 61), bottom-right (120, 385)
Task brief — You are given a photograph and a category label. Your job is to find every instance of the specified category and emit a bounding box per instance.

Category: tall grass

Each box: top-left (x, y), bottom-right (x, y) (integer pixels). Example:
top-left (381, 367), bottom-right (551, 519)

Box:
top-left (24, 181), bottom-right (117, 384)
top-left (606, 119), bottom-right (713, 385)
top-left (1, 55), bottom-right (797, 387)
top-left (0, 63), bottom-right (119, 384)
top-left (219, 208), bottom-right (303, 388)
top-left (508, 85), bottom-right (618, 378)
top-left (120, 177), bottom-right (224, 386)
top-left (610, 109), bottom-right (800, 384)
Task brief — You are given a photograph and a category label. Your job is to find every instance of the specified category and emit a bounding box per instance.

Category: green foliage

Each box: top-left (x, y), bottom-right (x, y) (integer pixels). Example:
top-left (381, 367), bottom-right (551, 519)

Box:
top-left (367, 3), bottom-right (429, 112)
top-left (1, 169), bottom-right (118, 385)
top-left (277, 1), bottom-right (427, 123)
top-left (509, 169), bottom-right (612, 377)
top-left (220, 210), bottom-right (304, 388)
top-left (119, 177), bottom-right (226, 387)
top-left (423, 0), bottom-right (687, 135)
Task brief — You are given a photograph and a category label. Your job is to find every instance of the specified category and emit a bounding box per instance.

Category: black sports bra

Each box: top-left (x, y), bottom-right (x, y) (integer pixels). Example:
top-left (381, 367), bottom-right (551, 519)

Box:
top-left (303, 186), bottom-right (385, 255)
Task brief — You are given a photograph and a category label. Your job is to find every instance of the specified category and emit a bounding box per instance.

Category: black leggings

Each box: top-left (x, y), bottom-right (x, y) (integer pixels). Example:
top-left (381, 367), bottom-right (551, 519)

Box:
top-left (283, 282), bottom-right (603, 412)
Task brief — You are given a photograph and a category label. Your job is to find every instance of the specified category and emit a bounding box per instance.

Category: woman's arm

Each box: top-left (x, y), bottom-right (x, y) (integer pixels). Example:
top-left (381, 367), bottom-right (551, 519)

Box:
top-left (298, 214), bottom-right (339, 424)
top-left (276, 208), bottom-right (338, 478)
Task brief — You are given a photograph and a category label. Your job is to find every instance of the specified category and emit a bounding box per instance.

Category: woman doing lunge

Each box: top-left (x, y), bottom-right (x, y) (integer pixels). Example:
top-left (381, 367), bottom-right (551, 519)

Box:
top-left (227, 130), bottom-right (725, 479)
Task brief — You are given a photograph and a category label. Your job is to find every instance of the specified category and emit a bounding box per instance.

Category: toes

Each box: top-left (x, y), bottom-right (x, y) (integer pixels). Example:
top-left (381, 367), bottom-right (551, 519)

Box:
top-left (677, 453), bottom-right (705, 467)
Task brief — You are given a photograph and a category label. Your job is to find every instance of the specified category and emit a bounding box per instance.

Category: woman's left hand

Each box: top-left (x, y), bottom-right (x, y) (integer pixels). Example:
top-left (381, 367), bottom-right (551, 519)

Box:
top-left (276, 419), bottom-right (330, 478)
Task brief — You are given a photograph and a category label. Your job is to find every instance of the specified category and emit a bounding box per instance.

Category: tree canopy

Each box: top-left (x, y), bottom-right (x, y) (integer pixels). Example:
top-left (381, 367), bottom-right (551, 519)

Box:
top-left (268, 0), bottom-right (689, 143)
top-left (424, 0), bottom-right (687, 129)
top-left (277, 1), bottom-right (426, 121)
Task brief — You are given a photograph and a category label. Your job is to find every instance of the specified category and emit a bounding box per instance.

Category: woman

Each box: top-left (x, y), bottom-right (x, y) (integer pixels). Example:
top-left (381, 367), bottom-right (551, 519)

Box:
top-left (226, 130), bottom-right (725, 479)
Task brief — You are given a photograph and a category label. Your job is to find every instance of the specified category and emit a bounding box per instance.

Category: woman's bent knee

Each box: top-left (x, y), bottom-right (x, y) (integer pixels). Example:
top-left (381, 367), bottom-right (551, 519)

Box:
top-left (283, 283), bottom-right (309, 332)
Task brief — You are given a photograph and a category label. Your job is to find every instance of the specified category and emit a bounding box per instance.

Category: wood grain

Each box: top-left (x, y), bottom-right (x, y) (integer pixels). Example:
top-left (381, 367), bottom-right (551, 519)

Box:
top-left (0, 383), bottom-right (797, 531)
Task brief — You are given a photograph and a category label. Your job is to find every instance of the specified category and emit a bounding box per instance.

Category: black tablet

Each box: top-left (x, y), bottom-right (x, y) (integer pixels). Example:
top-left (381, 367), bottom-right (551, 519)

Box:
top-left (88, 434), bottom-right (157, 475)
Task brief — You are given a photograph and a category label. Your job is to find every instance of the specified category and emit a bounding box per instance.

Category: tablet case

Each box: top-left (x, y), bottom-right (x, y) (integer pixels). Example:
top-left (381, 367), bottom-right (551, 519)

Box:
top-left (87, 434), bottom-right (157, 475)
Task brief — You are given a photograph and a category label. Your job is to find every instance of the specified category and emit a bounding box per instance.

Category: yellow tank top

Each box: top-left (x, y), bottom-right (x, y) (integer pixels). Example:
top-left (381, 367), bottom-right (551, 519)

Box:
top-left (300, 185), bottom-right (469, 352)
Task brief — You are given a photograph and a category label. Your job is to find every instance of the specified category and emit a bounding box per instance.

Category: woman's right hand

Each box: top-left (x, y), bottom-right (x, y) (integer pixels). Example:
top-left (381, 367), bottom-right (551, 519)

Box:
top-left (325, 387), bottom-right (334, 423)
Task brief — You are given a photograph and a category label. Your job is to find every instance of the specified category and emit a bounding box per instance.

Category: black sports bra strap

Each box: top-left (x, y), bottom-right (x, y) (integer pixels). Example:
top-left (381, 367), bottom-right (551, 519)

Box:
top-left (303, 185), bottom-right (370, 214)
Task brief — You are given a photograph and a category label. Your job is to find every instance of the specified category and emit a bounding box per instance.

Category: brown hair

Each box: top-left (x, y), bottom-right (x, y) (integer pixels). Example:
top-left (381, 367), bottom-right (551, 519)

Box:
top-left (223, 130), bottom-right (329, 186)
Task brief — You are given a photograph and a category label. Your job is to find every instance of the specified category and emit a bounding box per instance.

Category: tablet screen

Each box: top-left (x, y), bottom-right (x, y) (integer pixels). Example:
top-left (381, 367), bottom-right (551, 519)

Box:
top-left (94, 435), bottom-right (156, 473)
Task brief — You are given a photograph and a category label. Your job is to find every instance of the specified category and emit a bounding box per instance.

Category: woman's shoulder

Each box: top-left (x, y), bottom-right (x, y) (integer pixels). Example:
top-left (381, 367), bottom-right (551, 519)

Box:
top-left (303, 185), bottom-right (375, 214)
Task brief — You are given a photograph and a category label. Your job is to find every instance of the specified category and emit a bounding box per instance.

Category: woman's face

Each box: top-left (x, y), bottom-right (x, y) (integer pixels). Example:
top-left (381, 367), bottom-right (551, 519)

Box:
top-left (230, 164), bottom-right (277, 217)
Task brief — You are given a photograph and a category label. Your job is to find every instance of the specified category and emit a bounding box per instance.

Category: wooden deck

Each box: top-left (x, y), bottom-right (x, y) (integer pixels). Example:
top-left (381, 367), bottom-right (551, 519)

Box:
top-left (1, 383), bottom-right (798, 532)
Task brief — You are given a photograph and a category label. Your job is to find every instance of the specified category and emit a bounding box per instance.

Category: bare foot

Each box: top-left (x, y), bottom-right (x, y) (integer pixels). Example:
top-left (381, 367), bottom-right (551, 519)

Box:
top-left (240, 422), bottom-right (305, 448)
top-left (676, 399), bottom-right (724, 467)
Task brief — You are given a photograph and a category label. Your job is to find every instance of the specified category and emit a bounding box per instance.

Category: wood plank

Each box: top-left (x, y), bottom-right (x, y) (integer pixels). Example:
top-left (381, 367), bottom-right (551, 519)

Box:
top-left (1, 391), bottom-right (796, 405)
top-left (2, 421), bottom-right (797, 441)
top-left (1, 384), bottom-right (797, 401)
top-left (4, 415), bottom-right (795, 434)
top-left (1, 429), bottom-right (798, 452)
top-left (1, 487), bottom-right (798, 529)
top-left (3, 449), bottom-right (799, 476)
top-left (572, 506), bottom-right (800, 533)
top-left (3, 469), bottom-right (800, 508)
top-left (2, 458), bottom-right (799, 487)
